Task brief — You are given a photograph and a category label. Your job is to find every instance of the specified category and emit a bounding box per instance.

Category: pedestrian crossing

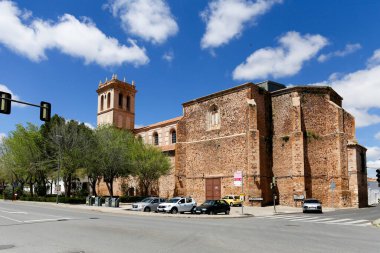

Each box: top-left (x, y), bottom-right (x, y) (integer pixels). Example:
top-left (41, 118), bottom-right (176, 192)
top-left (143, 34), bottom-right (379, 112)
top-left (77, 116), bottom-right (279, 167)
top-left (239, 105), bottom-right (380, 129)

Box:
top-left (255, 214), bottom-right (372, 227)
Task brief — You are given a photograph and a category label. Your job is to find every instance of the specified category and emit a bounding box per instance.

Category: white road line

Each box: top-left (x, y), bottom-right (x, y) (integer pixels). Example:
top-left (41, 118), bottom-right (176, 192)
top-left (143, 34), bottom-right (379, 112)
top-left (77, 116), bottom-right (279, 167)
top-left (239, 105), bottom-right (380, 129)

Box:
top-left (288, 217), bottom-right (325, 221)
top-left (319, 219), bottom-right (352, 223)
top-left (356, 222), bottom-right (372, 227)
top-left (1, 211), bottom-right (28, 214)
top-left (23, 217), bottom-right (72, 223)
top-left (341, 220), bottom-right (369, 224)
top-left (0, 214), bottom-right (22, 223)
top-left (304, 218), bottom-right (335, 222)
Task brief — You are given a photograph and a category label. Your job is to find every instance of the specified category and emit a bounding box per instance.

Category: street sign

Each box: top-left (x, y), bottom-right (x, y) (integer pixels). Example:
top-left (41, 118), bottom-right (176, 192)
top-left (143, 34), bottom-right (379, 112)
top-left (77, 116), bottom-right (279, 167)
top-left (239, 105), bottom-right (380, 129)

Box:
top-left (234, 171), bottom-right (242, 186)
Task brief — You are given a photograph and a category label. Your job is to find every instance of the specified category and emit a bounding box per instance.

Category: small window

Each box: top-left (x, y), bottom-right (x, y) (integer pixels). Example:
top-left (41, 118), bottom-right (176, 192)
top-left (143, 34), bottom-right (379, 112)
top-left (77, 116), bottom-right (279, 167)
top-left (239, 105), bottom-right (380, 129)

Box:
top-left (208, 104), bottom-right (220, 129)
top-left (153, 132), bottom-right (159, 146)
top-left (171, 129), bottom-right (176, 144)
top-left (107, 92), bottom-right (111, 109)
top-left (179, 199), bottom-right (185, 204)
top-left (186, 198), bottom-right (192, 203)
top-left (100, 95), bottom-right (104, 111)
top-left (118, 93), bottom-right (123, 108)
top-left (127, 96), bottom-right (131, 111)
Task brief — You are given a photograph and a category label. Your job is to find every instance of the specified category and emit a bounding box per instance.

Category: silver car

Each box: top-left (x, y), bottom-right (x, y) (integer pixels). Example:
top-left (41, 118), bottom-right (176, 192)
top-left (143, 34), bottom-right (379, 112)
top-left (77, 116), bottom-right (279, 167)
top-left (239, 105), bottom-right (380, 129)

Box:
top-left (131, 197), bottom-right (166, 212)
top-left (302, 198), bottom-right (322, 213)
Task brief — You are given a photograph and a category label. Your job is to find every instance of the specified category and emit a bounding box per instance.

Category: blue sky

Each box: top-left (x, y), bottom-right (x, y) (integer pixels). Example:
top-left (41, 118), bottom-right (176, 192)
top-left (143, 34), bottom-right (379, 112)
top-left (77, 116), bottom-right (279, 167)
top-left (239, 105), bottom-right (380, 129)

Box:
top-left (0, 0), bottom-right (379, 176)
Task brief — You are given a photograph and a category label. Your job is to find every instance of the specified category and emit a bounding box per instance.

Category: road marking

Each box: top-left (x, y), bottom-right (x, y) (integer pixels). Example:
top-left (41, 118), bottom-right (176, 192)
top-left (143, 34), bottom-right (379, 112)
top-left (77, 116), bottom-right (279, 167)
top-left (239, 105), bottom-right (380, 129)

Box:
top-left (0, 215), bottom-right (22, 223)
top-left (356, 222), bottom-right (372, 227)
top-left (306, 218), bottom-right (335, 222)
top-left (1, 211), bottom-right (28, 214)
top-left (341, 219), bottom-right (369, 224)
top-left (288, 217), bottom-right (324, 221)
top-left (319, 219), bottom-right (352, 223)
top-left (23, 217), bottom-right (72, 223)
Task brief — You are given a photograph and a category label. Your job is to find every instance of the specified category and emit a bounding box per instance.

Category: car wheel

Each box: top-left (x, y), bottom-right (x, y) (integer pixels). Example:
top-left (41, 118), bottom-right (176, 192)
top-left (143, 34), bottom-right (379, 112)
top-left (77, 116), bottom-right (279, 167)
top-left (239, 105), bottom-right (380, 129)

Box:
top-left (230, 202), bottom-right (234, 207)
top-left (225, 210), bottom-right (230, 215)
top-left (191, 207), bottom-right (196, 214)
top-left (303, 210), bottom-right (306, 213)
top-left (144, 207), bottom-right (151, 212)
top-left (171, 208), bottom-right (178, 214)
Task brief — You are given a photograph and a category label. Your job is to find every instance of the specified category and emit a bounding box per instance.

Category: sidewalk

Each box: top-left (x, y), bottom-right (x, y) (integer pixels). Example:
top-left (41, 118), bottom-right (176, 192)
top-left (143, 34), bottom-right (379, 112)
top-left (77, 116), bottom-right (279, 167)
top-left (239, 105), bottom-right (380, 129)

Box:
top-left (6, 200), bottom-right (338, 218)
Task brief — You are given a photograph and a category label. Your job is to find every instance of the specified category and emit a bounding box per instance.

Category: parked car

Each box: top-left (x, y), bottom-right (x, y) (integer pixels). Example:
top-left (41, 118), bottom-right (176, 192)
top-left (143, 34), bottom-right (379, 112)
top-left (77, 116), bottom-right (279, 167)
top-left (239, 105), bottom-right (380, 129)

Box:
top-left (222, 195), bottom-right (243, 206)
top-left (194, 200), bottom-right (230, 215)
top-left (131, 197), bottom-right (167, 212)
top-left (302, 198), bottom-right (322, 213)
top-left (157, 197), bottom-right (197, 214)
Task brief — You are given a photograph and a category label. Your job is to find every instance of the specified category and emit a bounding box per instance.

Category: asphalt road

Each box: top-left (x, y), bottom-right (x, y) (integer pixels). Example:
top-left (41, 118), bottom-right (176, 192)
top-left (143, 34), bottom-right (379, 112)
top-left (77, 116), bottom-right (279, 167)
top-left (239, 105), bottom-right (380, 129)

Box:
top-left (0, 201), bottom-right (379, 253)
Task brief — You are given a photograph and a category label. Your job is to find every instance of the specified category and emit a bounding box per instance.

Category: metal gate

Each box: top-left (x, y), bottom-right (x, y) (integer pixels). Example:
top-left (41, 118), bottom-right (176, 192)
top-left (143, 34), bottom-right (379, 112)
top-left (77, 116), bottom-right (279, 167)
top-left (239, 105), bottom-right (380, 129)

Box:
top-left (205, 178), bottom-right (221, 200)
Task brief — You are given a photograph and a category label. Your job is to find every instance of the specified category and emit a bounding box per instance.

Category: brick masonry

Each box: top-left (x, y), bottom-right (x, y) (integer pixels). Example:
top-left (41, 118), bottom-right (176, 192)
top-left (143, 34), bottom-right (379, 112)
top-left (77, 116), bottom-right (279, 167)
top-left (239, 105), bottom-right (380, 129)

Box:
top-left (95, 79), bottom-right (368, 208)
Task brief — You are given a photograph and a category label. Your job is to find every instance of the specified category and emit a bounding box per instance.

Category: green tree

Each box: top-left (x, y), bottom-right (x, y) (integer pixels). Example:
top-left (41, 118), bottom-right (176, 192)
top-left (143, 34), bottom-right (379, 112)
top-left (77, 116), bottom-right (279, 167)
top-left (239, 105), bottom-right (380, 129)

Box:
top-left (95, 126), bottom-right (136, 197)
top-left (134, 142), bottom-right (171, 196)
top-left (49, 119), bottom-right (93, 197)
top-left (0, 123), bottom-right (43, 196)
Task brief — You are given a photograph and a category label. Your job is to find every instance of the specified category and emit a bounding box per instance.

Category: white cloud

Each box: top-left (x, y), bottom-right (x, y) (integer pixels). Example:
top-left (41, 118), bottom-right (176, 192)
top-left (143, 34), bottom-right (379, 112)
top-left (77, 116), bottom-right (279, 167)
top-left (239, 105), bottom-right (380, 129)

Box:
top-left (233, 31), bottom-right (328, 80)
top-left (84, 122), bottom-right (95, 130)
top-left (162, 50), bottom-right (174, 62)
top-left (201, 0), bottom-right (282, 49)
top-left (367, 49), bottom-right (380, 67)
top-left (0, 1), bottom-right (149, 67)
top-left (375, 132), bottom-right (380, 140)
top-left (0, 84), bottom-right (25, 108)
top-left (109, 0), bottom-right (178, 44)
top-left (309, 50), bottom-right (380, 127)
top-left (318, 43), bottom-right (361, 62)
top-left (367, 146), bottom-right (380, 169)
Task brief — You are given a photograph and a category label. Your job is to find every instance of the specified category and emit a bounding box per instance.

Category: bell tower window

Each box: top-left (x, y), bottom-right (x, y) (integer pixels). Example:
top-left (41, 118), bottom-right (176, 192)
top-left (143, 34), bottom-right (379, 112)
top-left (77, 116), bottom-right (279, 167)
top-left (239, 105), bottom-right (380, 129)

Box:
top-left (100, 95), bottom-right (104, 111)
top-left (118, 93), bottom-right (123, 108)
top-left (107, 92), bottom-right (111, 109)
top-left (127, 96), bottom-right (131, 112)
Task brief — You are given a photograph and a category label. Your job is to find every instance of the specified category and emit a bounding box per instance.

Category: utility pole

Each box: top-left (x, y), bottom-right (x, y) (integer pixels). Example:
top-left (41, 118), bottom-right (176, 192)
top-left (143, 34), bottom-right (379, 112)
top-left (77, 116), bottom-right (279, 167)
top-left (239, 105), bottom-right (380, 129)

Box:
top-left (55, 135), bottom-right (62, 204)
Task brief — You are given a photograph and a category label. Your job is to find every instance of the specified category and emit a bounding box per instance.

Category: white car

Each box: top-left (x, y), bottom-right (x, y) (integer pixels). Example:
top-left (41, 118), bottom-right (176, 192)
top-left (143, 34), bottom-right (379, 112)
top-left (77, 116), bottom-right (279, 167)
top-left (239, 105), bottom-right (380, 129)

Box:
top-left (157, 197), bottom-right (197, 214)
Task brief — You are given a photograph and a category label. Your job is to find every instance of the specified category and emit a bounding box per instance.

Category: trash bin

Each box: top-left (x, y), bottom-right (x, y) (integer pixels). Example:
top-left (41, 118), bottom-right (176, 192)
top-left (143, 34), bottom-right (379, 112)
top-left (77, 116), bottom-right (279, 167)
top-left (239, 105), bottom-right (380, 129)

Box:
top-left (86, 196), bottom-right (94, 206)
top-left (111, 197), bottom-right (120, 208)
top-left (94, 196), bottom-right (102, 206)
top-left (105, 197), bottom-right (112, 207)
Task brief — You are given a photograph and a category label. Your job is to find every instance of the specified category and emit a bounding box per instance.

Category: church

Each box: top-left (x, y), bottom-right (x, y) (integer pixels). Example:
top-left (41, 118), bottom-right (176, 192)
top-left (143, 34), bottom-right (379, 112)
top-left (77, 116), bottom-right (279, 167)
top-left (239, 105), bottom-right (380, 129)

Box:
top-left (95, 76), bottom-right (368, 208)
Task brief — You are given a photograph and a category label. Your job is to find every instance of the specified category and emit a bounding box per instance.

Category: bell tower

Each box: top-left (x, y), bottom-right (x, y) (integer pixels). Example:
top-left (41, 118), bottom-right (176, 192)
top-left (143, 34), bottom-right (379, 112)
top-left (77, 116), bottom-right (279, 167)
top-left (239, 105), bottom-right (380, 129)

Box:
top-left (96, 75), bottom-right (137, 130)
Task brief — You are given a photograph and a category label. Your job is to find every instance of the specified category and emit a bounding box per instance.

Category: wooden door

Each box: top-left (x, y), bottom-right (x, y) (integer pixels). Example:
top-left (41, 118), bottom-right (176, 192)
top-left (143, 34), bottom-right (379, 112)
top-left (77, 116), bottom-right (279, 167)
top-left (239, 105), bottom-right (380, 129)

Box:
top-left (205, 178), bottom-right (221, 200)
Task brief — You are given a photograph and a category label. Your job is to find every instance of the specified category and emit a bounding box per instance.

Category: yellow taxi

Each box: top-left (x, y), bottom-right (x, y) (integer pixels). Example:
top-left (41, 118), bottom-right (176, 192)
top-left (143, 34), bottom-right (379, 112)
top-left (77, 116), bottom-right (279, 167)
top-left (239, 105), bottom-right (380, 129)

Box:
top-left (221, 195), bottom-right (243, 206)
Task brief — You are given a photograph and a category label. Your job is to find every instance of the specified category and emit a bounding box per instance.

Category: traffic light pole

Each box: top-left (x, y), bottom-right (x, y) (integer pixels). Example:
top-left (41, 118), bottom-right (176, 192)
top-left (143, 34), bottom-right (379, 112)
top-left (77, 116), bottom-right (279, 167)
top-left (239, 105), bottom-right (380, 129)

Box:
top-left (0, 94), bottom-right (51, 121)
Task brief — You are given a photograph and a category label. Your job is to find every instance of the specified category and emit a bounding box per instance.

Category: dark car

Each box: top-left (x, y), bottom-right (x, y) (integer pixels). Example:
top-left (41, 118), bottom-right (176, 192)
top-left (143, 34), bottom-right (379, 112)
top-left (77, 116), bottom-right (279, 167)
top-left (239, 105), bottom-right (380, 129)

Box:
top-left (194, 200), bottom-right (230, 215)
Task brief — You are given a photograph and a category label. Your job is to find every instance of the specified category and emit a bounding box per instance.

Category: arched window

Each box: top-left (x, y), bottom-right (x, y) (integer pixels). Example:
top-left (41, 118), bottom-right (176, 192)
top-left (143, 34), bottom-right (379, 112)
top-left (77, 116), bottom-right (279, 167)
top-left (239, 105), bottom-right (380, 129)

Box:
top-left (118, 93), bottom-right (123, 108)
top-left (208, 104), bottom-right (220, 129)
top-left (170, 129), bottom-right (176, 144)
top-left (127, 96), bottom-right (131, 111)
top-left (107, 92), bottom-right (111, 109)
top-left (100, 95), bottom-right (104, 111)
top-left (153, 132), bottom-right (159, 146)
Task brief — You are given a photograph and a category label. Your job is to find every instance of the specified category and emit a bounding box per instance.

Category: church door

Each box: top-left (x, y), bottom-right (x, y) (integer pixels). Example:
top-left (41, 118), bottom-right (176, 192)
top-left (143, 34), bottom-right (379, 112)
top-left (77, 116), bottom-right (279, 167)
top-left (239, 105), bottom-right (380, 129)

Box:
top-left (205, 178), bottom-right (221, 200)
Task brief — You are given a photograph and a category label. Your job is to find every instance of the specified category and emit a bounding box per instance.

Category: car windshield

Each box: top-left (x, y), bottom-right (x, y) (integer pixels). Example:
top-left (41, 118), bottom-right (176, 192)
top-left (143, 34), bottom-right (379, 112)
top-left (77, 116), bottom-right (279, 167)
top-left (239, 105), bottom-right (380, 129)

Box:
top-left (202, 200), bottom-right (215, 206)
top-left (167, 198), bottom-right (180, 203)
top-left (140, 198), bottom-right (153, 203)
top-left (222, 196), bottom-right (231, 199)
top-left (304, 199), bottom-right (320, 203)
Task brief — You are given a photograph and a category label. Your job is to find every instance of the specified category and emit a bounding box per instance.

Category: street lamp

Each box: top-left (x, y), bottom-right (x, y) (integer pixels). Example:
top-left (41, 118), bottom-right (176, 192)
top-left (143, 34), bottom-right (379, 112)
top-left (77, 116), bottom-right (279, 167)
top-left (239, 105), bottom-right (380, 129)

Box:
top-left (55, 135), bottom-right (62, 204)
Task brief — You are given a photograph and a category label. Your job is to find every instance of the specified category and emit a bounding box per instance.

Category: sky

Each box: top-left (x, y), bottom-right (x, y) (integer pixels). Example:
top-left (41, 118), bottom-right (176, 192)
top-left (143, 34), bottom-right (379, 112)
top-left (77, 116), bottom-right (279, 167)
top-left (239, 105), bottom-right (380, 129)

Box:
top-left (0, 0), bottom-right (379, 176)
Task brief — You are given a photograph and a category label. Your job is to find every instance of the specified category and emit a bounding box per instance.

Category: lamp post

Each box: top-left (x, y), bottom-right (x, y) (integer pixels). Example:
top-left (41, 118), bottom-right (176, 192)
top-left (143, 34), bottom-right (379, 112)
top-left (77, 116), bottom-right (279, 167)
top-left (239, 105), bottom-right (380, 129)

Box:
top-left (55, 135), bottom-right (62, 204)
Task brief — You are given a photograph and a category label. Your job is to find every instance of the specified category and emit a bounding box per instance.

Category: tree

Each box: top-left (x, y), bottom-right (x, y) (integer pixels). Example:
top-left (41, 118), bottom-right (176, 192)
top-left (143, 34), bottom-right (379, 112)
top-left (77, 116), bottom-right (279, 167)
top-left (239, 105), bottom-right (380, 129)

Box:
top-left (95, 126), bottom-right (136, 197)
top-left (0, 123), bottom-right (43, 196)
top-left (48, 119), bottom-right (92, 197)
top-left (134, 142), bottom-right (171, 196)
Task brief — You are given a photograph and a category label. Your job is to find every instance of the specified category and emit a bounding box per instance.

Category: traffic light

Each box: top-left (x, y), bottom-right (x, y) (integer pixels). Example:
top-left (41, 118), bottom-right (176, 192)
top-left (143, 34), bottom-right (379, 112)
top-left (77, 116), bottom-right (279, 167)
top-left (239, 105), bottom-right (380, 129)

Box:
top-left (40, 101), bottom-right (51, 122)
top-left (376, 169), bottom-right (380, 187)
top-left (0, 91), bottom-right (11, 114)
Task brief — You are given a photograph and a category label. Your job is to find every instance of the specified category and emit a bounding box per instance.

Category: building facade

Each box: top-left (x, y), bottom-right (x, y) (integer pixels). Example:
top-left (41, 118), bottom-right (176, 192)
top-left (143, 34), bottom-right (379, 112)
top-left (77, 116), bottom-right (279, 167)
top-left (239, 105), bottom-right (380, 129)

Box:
top-left (96, 76), bottom-right (368, 208)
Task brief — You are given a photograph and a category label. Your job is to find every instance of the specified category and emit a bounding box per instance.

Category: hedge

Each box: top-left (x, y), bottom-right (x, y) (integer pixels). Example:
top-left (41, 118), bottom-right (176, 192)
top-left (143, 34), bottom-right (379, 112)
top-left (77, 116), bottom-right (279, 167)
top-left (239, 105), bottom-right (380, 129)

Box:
top-left (18, 195), bottom-right (86, 204)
